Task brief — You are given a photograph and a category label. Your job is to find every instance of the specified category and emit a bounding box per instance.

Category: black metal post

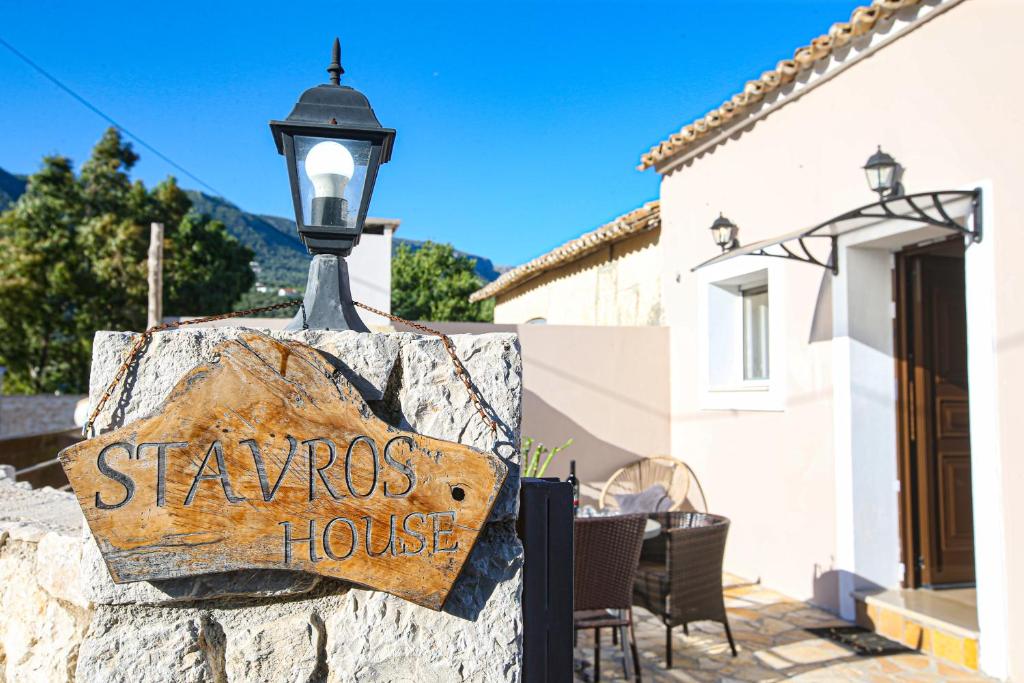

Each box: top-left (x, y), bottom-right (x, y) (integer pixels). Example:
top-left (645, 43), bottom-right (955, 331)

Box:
top-left (285, 254), bottom-right (369, 332)
top-left (518, 478), bottom-right (574, 683)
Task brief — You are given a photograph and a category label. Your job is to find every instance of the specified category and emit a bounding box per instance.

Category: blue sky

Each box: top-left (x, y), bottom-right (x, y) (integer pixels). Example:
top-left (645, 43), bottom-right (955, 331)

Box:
top-left (1, 0), bottom-right (854, 266)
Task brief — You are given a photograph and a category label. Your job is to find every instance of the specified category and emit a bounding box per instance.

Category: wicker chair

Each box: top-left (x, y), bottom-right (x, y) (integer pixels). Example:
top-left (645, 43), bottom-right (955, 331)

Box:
top-left (632, 511), bottom-right (736, 668)
top-left (599, 457), bottom-right (707, 513)
top-left (574, 514), bottom-right (647, 682)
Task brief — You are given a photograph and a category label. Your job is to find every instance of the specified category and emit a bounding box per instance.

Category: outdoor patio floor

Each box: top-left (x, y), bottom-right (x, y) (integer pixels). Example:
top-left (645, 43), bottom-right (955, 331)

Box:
top-left (573, 574), bottom-right (994, 682)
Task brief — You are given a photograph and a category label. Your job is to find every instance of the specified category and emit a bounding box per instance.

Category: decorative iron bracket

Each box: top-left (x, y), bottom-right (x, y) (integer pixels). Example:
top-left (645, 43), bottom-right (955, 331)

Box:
top-left (745, 235), bottom-right (839, 275)
top-left (822, 188), bottom-right (983, 244)
top-left (693, 189), bottom-right (982, 275)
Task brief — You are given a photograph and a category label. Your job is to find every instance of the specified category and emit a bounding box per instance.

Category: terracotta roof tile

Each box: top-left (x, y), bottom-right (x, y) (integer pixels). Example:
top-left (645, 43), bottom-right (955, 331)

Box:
top-left (638, 0), bottom-right (925, 170)
top-left (469, 201), bottom-right (660, 302)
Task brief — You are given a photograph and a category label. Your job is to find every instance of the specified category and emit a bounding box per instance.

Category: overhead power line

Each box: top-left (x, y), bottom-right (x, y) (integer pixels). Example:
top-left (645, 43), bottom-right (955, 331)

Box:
top-left (0, 35), bottom-right (226, 198)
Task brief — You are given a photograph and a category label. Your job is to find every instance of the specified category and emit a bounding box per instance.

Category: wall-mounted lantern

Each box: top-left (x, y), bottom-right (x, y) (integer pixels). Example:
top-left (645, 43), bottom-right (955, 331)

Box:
top-left (710, 213), bottom-right (740, 252)
top-left (693, 147), bottom-right (980, 275)
top-left (863, 146), bottom-right (901, 199)
top-left (270, 38), bottom-right (396, 331)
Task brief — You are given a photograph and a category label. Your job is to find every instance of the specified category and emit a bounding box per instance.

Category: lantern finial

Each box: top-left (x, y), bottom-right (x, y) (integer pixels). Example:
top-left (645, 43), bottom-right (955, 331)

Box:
top-left (327, 37), bottom-right (344, 85)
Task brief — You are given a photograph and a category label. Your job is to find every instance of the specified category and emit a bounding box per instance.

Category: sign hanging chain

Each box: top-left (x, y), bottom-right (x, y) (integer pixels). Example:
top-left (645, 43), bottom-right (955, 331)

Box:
top-left (351, 301), bottom-right (497, 435)
top-left (84, 300), bottom-right (499, 438)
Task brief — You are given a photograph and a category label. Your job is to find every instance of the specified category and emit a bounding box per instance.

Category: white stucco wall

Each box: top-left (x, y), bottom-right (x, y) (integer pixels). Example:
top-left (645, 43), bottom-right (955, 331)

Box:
top-left (656, 0), bottom-right (1022, 676)
top-left (830, 244), bottom-right (902, 616)
top-left (346, 226), bottom-right (394, 327)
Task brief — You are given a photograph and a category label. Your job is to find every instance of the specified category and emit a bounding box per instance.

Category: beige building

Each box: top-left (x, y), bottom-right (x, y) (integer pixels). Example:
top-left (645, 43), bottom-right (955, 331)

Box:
top-left (474, 0), bottom-right (1023, 678)
top-left (471, 202), bottom-right (662, 326)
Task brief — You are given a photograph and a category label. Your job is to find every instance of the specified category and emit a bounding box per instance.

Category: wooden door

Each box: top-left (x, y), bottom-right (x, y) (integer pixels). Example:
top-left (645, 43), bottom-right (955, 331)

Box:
top-left (895, 239), bottom-right (975, 587)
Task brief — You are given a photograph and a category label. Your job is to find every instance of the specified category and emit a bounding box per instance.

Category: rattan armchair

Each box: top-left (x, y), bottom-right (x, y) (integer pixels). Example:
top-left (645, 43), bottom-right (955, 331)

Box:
top-left (632, 511), bottom-right (736, 668)
top-left (574, 514), bottom-right (647, 682)
top-left (599, 456), bottom-right (707, 513)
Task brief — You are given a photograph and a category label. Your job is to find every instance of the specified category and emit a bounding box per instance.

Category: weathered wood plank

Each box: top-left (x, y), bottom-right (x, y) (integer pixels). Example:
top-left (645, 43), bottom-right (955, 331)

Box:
top-left (59, 331), bottom-right (507, 610)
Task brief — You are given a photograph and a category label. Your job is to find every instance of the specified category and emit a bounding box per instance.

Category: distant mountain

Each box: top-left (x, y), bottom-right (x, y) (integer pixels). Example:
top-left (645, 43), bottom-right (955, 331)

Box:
top-left (187, 192), bottom-right (506, 287)
top-left (185, 192), bottom-right (311, 288)
top-left (0, 168), bottom-right (505, 287)
top-left (0, 168), bottom-right (27, 211)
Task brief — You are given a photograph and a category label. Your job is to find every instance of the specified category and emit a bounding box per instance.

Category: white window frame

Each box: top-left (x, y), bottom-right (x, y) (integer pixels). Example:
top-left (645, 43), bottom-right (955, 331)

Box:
top-left (697, 255), bottom-right (786, 411)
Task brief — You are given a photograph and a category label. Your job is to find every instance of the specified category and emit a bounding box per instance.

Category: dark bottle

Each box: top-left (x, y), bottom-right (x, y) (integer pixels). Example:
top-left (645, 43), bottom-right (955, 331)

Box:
top-left (567, 460), bottom-right (580, 516)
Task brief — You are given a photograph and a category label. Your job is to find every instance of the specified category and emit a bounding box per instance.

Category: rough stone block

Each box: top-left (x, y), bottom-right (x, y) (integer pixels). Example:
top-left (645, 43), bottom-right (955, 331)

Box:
top-left (0, 537), bottom-right (90, 682)
top-left (217, 604), bottom-right (325, 683)
top-left (322, 521), bottom-right (522, 683)
top-left (284, 328), bottom-right (403, 402)
top-left (400, 335), bottom-right (522, 520)
top-left (36, 531), bottom-right (90, 608)
top-left (75, 607), bottom-right (220, 683)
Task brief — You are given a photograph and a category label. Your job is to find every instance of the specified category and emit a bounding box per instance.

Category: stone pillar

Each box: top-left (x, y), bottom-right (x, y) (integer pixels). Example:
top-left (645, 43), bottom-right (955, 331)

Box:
top-left (0, 328), bottom-right (522, 682)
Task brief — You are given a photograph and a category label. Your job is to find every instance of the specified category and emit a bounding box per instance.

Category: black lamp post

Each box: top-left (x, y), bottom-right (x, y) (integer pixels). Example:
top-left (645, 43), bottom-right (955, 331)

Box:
top-left (710, 213), bottom-right (740, 252)
top-left (270, 38), bottom-right (395, 331)
top-left (863, 146), bottom-right (901, 199)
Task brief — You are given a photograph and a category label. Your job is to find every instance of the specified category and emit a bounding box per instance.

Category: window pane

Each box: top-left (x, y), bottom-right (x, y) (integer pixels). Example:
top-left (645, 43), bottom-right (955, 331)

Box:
top-left (743, 286), bottom-right (769, 380)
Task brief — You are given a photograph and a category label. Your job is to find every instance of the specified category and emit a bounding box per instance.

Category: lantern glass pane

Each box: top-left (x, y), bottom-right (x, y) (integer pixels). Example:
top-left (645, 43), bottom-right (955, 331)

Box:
top-left (712, 225), bottom-right (733, 247)
top-left (294, 135), bottom-right (372, 230)
top-left (878, 163), bottom-right (896, 191)
top-left (865, 164), bottom-right (896, 192)
top-left (865, 167), bottom-right (881, 191)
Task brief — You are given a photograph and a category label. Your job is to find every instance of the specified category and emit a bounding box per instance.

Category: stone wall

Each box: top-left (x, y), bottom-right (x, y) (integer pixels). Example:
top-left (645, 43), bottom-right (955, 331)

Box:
top-left (0, 328), bottom-right (523, 682)
top-left (0, 395), bottom-right (84, 439)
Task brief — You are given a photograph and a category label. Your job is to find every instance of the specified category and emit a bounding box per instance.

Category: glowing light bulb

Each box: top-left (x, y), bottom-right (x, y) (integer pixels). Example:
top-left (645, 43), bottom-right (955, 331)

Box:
top-left (304, 141), bottom-right (355, 198)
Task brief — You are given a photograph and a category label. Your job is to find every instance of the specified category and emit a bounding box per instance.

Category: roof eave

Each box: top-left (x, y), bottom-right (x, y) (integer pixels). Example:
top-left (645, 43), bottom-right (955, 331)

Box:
top-left (636, 0), bottom-right (959, 174)
top-left (469, 202), bottom-right (660, 303)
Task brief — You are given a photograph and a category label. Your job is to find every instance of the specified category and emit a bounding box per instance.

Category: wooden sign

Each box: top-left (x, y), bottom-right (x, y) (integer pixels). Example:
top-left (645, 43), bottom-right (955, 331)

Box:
top-left (59, 331), bottom-right (507, 610)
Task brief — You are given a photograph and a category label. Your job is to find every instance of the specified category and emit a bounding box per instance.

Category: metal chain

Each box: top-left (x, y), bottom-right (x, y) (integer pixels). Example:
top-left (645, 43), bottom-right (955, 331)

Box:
top-left (84, 299), bottom-right (498, 437)
top-left (84, 300), bottom-right (301, 437)
top-left (353, 301), bottom-right (498, 434)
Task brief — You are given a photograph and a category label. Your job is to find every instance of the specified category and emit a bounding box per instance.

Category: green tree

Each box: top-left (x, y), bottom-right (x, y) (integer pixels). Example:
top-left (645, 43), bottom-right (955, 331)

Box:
top-left (164, 213), bottom-right (256, 315)
top-left (0, 156), bottom-right (90, 392)
top-left (0, 128), bottom-right (254, 393)
top-left (391, 241), bottom-right (494, 322)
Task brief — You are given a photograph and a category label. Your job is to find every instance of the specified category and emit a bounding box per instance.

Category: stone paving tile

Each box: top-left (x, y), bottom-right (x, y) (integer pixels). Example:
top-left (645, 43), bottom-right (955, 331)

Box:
top-left (573, 575), bottom-right (994, 683)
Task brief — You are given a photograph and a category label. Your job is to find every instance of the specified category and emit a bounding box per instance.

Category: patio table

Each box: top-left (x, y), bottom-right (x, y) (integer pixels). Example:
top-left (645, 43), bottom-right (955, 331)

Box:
top-left (578, 507), bottom-right (662, 539)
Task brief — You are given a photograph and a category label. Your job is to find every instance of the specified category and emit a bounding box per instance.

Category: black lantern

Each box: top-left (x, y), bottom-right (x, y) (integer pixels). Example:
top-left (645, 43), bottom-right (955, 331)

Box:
top-left (270, 38), bottom-right (395, 256)
top-left (863, 146), bottom-right (901, 199)
top-left (710, 213), bottom-right (739, 252)
top-left (271, 38), bottom-right (396, 332)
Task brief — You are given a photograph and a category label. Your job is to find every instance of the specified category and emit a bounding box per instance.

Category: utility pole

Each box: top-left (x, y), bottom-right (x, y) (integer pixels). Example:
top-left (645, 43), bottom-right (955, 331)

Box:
top-left (147, 222), bottom-right (164, 329)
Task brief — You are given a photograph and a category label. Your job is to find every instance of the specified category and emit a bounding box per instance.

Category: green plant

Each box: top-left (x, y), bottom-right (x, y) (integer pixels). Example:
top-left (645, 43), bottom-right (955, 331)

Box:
top-left (521, 437), bottom-right (574, 478)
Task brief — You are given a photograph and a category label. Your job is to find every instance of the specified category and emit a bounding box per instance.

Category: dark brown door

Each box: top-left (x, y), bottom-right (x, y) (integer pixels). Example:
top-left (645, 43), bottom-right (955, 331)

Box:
top-left (895, 239), bottom-right (975, 587)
